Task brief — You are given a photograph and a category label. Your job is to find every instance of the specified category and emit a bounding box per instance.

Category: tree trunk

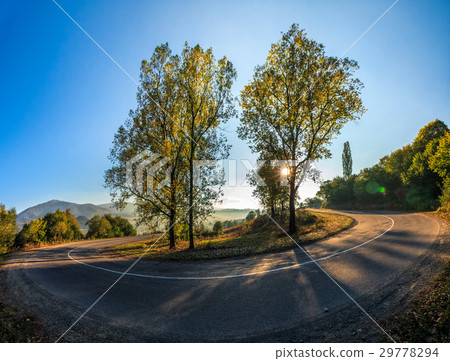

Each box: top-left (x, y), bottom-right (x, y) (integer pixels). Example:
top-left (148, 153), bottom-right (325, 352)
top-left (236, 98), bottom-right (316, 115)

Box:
top-left (169, 208), bottom-right (176, 249)
top-left (288, 174), bottom-right (297, 235)
top-left (169, 171), bottom-right (177, 249)
top-left (188, 147), bottom-right (195, 250)
top-left (271, 204), bottom-right (275, 217)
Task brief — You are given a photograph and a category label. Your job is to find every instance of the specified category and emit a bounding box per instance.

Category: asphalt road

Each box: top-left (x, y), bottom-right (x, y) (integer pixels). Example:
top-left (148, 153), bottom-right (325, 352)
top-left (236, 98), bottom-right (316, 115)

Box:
top-left (4, 210), bottom-right (442, 342)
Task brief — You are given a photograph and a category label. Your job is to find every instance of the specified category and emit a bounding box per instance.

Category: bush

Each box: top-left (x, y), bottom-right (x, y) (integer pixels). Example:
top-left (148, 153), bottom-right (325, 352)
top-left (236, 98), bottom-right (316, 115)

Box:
top-left (0, 204), bottom-right (17, 254)
top-left (212, 221), bottom-right (223, 235)
top-left (297, 211), bottom-right (317, 225)
top-left (438, 177), bottom-right (450, 213)
top-left (14, 218), bottom-right (47, 248)
top-left (304, 197), bottom-right (322, 208)
top-left (43, 209), bottom-right (83, 243)
top-left (86, 214), bottom-right (136, 239)
top-left (245, 211), bottom-right (257, 221)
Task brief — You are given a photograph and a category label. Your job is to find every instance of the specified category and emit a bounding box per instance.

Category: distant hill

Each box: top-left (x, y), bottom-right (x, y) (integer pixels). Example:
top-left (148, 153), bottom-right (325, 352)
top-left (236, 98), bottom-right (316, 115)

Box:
top-left (17, 201), bottom-right (254, 229)
top-left (207, 208), bottom-right (255, 225)
top-left (17, 200), bottom-right (135, 226)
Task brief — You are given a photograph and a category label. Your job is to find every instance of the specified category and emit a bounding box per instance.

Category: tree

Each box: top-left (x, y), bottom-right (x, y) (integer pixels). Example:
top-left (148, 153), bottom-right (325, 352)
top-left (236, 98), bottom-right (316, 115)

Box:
top-left (14, 218), bottom-right (47, 247)
top-left (384, 145), bottom-right (413, 182)
top-left (178, 43), bottom-right (236, 249)
top-left (429, 131), bottom-right (450, 179)
top-left (342, 141), bottom-right (353, 179)
top-left (43, 209), bottom-right (83, 243)
top-left (0, 204), bottom-right (17, 253)
top-left (304, 197), bottom-right (322, 208)
top-left (86, 215), bottom-right (112, 239)
top-left (105, 43), bottom-right (235, 250)
top-left (245, 210), bottom-right (257, 221)
top-left (104, 214), bottom-right (136, 237)
top-left (212, 221), bottom-right (223, 235)
top-left (248, 160), bottom-right (289, 216)
top-left (239, 24), bottom-right (365, 234)
top-left (317, 176), bottom-right (356, 207)
top-left (403, 120), bottom-right (448, 198)
top-left (105, 44), bottom-right (189, 249)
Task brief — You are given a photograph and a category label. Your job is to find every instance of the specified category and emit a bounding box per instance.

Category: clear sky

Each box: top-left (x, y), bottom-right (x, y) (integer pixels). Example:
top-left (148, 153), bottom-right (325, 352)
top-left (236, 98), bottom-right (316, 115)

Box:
top-left (1, 0), bottom-right (449, 212)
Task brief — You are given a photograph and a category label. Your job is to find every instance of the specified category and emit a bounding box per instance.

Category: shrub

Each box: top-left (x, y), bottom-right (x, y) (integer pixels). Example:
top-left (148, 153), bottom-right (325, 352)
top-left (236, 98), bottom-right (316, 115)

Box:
top-left (245, 211), bottom-right (257, 221)
top-left (0, 204), bottom-right (17, 254)
top-left (14, 218), bottom-right (47, 248)
top-left (86, 214), bottom-right (136, 239)
top-left (212, 221), bottom-right (223, 235)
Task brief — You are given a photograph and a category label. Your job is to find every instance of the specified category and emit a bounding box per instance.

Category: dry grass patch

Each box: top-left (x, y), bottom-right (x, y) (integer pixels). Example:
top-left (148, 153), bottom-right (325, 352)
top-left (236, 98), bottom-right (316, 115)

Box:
top-left (114, 211), bottom-right (354, 261)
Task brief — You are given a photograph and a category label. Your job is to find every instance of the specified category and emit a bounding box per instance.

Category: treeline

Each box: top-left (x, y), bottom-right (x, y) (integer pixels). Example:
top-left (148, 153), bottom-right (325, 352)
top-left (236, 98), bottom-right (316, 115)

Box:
top-left (0, 206), bottom-right (136, 255)
top-left (15, 208), bottom-right (83, 247)
top-left (317, 119), bottom-right (450, 211)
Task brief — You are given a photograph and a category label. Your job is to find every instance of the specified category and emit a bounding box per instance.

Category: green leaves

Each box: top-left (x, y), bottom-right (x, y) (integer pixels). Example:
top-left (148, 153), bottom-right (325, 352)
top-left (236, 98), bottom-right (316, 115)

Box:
top-left (239, 24), bottom-right (365, 165)
top-left (105, 42), bottom-right (235, 248)
top-left (239, 24), bottom-right (365, 231)
top-left (0, 204), bottom-right (17, 253)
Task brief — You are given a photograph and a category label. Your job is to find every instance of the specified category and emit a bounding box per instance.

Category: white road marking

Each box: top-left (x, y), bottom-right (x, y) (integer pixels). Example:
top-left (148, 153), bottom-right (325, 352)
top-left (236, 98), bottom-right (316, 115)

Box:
top-left (66, 215), bottom-right (395, 280)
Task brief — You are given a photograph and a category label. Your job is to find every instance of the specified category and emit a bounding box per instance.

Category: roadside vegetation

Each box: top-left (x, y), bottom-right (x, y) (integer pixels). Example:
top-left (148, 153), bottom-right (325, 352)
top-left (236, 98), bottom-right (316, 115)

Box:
top-left (0, 206), bottom-right (136, 257)
top-left (113, 210), bottom-right (354, 261)
top-left (386, 259), bottom-right (449, 342)
top-left (85, 214), bottom-right (136, 239)
top-left (317, 120), bottom-right (450, 213)
top-left (0, 295), bottom-right (51, 342)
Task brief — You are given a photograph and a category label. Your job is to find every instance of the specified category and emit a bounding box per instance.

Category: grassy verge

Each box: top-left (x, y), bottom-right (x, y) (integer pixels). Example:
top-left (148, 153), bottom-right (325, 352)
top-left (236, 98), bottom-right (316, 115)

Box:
top-left (386, 260), bottom-right (449, 342)
top-left (113, 211), bottom-right (354, 261)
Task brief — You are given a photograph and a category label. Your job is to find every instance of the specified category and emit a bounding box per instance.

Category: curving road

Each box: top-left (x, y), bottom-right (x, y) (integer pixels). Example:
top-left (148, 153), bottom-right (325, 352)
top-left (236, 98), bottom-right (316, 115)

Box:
top-left (4, 210), bottom-right (443, 342)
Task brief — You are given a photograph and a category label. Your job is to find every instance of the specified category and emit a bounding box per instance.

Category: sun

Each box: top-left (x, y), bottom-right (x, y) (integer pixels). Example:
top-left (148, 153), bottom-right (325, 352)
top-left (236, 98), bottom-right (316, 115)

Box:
top-left (281, 167), bottom-right (290, 176)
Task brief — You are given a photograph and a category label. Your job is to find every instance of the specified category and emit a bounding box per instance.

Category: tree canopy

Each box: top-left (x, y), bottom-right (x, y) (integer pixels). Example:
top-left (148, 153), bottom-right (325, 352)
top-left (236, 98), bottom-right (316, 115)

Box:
top-left (105, 43), bottom-right (235, 249)
top-left (318, 119), bottom-right (449, 211)
top-left (342, 141), bottom-right (353, 179)
top-left (238, 24), bottom-right (365, 233)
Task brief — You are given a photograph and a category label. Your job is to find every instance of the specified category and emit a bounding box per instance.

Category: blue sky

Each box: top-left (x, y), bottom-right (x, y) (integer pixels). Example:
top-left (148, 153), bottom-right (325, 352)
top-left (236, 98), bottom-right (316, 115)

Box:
top-left (1, 0), bottom-right (449, 212)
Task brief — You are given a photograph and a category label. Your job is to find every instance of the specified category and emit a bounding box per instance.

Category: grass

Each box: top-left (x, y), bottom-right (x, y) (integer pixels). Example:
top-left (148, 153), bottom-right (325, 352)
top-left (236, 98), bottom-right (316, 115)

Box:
top-left (113, 211), bottom-right (354, 261)
top-left (385, 260), bottom-right (449, 342)
top-left (0, 298), bottom-right (51, 342)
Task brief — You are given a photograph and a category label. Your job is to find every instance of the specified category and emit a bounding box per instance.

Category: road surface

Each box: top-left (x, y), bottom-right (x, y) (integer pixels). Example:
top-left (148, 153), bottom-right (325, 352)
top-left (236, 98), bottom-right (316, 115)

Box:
top-left (4, 210), bottom-right (443, 342)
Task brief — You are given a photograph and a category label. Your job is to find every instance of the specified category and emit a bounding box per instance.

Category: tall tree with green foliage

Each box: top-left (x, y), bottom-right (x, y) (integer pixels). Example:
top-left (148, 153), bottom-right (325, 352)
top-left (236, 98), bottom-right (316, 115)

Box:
top-left (403, 120), bottom-right (448, 202)
top-left (105, 44), bottom-right (187, 249)
top-left (428, 131), bottom-right (450, 179)
top-left (342, 141), bottom-right (353, 179)
top-left (105, 43), bottom-right (235, 250)
top-left (239, 24), bottom-right (365, 234)
top-left (178, 43), bottom-right (236, 249)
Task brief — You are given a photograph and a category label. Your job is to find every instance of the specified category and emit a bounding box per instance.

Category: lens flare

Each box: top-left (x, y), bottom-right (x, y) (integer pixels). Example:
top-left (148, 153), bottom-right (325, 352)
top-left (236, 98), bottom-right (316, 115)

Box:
top-left (365, 181), bottom-right (379, 194)
top-left (281, 168), bottom-right (290, 176)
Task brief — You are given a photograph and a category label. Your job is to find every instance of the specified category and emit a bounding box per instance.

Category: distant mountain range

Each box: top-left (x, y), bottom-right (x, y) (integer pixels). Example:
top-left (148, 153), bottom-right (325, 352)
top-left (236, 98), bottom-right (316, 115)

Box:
top-left (17, 200), bottom-right (135, 226)
top-left (17, 200), bottom-right (254, 229)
